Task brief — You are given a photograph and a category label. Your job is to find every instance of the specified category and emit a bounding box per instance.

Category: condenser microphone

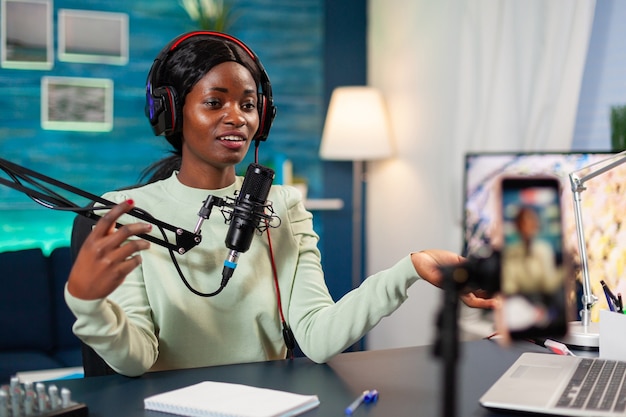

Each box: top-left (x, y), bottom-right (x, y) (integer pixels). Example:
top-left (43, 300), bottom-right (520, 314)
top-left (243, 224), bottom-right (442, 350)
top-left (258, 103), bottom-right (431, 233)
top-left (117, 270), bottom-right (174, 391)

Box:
top-left (222, 163), bottom-right (275, 282)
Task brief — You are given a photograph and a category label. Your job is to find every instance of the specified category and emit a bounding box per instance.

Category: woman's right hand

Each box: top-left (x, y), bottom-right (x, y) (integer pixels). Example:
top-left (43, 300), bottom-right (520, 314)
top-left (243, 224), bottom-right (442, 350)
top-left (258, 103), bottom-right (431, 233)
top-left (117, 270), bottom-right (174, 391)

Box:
top-left (67, 200), bottom-right (152, 300)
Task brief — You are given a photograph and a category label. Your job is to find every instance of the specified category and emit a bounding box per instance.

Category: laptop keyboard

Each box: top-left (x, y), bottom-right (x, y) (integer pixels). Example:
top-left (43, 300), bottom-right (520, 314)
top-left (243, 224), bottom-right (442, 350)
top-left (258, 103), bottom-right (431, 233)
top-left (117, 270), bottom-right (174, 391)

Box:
top-left (556, 358), bottom-right (626, 412)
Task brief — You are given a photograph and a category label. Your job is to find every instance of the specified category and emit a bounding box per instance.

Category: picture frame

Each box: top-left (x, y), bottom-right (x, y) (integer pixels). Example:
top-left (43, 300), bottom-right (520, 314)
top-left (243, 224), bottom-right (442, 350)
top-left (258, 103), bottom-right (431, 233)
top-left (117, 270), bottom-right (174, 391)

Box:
top-left (1, 0), bottom-right (53, 70)
top-left (41, 76), bottom-right (114, 132)
top-left (58, 9), bottom-right (129, 65)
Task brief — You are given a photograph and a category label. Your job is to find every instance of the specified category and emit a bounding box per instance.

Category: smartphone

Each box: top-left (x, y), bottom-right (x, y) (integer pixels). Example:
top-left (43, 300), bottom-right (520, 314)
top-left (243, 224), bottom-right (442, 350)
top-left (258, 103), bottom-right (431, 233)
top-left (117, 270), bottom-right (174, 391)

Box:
top-left (498, 176), bottom-right (572, 340)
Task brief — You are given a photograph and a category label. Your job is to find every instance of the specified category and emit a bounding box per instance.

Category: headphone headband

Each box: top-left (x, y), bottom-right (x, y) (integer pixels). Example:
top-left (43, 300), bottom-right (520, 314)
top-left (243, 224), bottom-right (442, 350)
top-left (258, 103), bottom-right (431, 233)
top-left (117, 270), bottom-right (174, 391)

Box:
top-left (145, 31), bottom-right (276, 143)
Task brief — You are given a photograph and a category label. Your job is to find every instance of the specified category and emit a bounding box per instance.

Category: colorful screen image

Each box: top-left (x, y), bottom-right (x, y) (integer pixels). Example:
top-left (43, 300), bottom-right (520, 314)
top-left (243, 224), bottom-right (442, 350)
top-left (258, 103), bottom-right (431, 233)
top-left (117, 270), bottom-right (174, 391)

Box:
top-left (463, 152), bottom-right (626, 320)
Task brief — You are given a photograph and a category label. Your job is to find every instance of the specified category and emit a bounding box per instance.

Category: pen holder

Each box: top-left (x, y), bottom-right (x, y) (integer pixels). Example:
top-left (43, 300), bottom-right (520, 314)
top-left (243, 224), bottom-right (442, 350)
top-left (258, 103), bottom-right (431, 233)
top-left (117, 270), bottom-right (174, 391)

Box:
top-left (599, 309), bottom-right (626, 361)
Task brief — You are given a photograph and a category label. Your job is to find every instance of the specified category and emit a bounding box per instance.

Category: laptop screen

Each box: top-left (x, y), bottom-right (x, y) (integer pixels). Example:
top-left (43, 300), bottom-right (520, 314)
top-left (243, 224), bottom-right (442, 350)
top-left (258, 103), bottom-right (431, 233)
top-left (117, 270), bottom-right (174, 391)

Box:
top-left (461, 151), bottom-right (625, 320)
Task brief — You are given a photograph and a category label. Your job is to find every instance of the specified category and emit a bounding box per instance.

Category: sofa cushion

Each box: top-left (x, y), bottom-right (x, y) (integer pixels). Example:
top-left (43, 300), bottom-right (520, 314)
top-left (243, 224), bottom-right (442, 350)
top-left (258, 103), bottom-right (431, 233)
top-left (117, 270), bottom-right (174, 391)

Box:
top-left (52, 348), bottom-right (82, 368)
top-left (0, 351), bottom-right (66, 381)
top-left (0, 248), bottom-right (54, 352)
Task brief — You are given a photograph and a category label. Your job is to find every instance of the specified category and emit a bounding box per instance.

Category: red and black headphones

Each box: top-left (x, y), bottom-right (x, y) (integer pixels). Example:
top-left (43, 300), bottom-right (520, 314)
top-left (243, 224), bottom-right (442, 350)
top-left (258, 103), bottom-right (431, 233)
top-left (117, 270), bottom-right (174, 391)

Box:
top-left (144, 31), bottom-right (276, 143)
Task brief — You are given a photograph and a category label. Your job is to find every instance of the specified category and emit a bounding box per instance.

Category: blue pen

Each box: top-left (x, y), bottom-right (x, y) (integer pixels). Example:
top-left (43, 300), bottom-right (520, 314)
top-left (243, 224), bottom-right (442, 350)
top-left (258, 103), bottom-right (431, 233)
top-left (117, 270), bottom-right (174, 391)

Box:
top-left (601, 280), bottom-right (618, 312)
top-left (345, 389), bottom-right (379, 415)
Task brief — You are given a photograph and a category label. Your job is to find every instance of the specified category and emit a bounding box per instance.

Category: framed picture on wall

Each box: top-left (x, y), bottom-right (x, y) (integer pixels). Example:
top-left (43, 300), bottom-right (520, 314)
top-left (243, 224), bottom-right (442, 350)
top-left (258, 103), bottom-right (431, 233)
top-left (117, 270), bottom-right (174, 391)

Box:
top-left (58, 9), bottom-right (129, 65)
top-left (41, 76), bottom-right (114, 132)
top-left (1, 0), bottom-right (53, 70)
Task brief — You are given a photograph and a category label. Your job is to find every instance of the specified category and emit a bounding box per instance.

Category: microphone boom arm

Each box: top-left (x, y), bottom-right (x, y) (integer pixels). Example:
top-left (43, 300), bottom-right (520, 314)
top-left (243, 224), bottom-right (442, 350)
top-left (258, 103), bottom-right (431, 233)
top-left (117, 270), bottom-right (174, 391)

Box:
top-left (0, 157), bottom-right (202, 254)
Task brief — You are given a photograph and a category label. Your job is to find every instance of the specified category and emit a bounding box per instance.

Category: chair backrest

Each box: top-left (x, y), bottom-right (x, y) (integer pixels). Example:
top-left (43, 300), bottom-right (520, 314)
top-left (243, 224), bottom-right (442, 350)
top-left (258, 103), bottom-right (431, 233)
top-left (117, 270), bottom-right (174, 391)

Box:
top-left (0, 248), bottom-right (54, 352)
top-left (49, 246), bottom-right (80, 350)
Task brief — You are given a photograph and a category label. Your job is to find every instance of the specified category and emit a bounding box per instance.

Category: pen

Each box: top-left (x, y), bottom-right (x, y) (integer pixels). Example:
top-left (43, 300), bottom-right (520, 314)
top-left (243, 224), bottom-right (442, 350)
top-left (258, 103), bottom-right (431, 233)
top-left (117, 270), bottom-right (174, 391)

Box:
top-left (345, 389), bottom-right (379, 415)
top-left (601, 280), bottom-right (618, 312)
top-left (544, 339), bottom-right (577, 356)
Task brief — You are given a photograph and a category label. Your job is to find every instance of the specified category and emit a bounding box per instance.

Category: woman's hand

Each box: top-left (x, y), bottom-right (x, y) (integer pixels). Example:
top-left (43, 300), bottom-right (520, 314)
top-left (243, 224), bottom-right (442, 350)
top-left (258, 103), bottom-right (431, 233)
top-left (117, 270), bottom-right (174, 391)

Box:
top-left (67, 200), bottom-right (152, 300)
top-left (410, 250), bottom-right (497, 309)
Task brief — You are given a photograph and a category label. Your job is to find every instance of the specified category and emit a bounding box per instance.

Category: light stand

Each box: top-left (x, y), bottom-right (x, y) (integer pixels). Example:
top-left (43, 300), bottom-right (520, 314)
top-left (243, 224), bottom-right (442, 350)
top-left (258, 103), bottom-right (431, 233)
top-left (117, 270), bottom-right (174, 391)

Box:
top-left (560, 150), bottom-right (626, 349)
top-left (351, 159), bottom-right (365, 290)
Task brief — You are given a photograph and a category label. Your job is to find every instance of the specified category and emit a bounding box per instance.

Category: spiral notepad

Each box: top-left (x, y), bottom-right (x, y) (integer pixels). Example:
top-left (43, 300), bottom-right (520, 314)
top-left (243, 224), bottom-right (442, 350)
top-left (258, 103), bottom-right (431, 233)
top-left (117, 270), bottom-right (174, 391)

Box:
top-left (144, 381), bottom-right (320, 417)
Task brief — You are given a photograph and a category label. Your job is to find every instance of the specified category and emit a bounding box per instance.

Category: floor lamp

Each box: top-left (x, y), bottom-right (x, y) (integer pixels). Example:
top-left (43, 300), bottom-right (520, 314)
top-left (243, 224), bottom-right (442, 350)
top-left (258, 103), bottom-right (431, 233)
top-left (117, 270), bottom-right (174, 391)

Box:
top-left (561, 149), bottom-right (626, 349)
top-left (319, 86), bottom-right (394, 291)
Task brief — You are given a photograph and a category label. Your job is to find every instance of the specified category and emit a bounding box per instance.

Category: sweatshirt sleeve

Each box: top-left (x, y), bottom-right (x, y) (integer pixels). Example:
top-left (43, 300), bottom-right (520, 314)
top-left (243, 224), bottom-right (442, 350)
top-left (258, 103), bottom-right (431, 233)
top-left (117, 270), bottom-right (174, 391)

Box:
top-left (64, 284), bottom-right (159, 376)
top-left (283, 187), bottom-right (421, 363)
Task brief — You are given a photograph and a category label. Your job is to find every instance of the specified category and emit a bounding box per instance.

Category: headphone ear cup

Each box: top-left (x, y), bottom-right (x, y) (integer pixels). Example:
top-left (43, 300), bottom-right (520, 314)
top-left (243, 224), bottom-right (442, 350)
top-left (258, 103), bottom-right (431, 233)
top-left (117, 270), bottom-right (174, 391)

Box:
top-left (149, 86), bottom-right (180, 136)
top-left (255, 93), bottom-right (276, 142)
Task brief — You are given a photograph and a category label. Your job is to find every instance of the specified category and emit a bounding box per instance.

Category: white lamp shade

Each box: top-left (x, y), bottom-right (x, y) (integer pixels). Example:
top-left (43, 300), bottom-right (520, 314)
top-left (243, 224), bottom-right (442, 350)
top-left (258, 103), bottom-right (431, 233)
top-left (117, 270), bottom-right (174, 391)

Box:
top-left (319, 86), bottom-right (394, 161)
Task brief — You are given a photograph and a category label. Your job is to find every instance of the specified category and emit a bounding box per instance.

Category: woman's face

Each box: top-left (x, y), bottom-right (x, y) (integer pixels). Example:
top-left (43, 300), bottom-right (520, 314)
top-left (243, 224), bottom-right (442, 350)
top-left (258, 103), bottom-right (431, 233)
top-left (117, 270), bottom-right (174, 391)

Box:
top-left (181, 61), bottom-right (260, 172)
top-left (517, 209), bottom-right (540, 239)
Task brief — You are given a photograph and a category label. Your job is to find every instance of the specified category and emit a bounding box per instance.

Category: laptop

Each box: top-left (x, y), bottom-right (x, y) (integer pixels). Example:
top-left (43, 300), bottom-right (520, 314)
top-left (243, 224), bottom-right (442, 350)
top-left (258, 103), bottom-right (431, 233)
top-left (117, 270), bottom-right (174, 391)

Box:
top-left (479, 352), bottom-right (626, 416)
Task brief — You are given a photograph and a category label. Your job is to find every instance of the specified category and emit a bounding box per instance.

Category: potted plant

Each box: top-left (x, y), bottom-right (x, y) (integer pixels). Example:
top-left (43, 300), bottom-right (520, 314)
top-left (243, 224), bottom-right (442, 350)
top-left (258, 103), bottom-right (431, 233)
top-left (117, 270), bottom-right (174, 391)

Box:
top-left (610, 104), bottom-right (626, 151)
top-left (179, 0), bottom-right (238, 32)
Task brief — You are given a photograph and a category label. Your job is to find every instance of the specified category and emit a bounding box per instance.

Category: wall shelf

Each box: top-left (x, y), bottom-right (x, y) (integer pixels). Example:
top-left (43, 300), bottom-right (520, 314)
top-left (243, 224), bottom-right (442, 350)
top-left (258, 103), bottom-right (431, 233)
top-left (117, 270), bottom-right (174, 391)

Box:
top-left (304, 198), bottom-right (344, 211)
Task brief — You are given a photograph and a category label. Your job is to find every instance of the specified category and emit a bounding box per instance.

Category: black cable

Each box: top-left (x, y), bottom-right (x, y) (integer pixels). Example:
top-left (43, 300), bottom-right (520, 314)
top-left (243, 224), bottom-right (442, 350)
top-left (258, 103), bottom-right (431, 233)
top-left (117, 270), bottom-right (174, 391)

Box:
top-left (164, 231), bottom-right (228, 298)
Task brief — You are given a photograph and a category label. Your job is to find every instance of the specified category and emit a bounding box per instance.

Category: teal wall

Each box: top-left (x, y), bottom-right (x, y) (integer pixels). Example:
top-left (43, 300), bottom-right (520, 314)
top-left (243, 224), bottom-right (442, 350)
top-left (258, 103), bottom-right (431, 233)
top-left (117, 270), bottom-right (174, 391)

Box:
top-left (0, 0), bottom-right (324, 254)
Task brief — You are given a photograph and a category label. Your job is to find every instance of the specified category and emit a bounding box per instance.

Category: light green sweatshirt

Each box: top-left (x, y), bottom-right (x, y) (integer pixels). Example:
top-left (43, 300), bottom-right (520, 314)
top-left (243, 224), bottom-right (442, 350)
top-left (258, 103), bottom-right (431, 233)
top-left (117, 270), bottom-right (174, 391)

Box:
top-left (65, 172), bottom-right (420, 376)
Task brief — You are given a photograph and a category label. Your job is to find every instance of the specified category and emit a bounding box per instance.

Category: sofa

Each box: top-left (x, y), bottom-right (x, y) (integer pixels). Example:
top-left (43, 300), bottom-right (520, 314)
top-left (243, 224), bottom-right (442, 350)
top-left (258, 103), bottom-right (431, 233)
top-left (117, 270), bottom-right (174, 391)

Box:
top-left (0, 247), bottom-right (82, 381)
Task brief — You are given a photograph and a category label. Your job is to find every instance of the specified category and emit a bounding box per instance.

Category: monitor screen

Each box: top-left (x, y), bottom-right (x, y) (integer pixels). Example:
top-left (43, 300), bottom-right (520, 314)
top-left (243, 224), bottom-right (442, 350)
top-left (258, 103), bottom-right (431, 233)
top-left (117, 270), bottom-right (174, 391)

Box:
top-left (462, 151), bottom-right (626, 319)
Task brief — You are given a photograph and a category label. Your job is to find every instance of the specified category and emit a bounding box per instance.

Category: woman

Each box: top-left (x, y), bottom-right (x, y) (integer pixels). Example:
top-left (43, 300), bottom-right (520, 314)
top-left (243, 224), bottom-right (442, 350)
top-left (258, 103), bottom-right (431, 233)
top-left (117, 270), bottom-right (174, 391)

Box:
top-left (65, 31), bottom-right (494, 377)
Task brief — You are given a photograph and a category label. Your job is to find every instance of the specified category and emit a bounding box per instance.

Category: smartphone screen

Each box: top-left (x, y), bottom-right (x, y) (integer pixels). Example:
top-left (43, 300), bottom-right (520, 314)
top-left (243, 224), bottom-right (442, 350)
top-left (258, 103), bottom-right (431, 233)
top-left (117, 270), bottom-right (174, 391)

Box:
top-left (499, 176), bottom-right (570, 339)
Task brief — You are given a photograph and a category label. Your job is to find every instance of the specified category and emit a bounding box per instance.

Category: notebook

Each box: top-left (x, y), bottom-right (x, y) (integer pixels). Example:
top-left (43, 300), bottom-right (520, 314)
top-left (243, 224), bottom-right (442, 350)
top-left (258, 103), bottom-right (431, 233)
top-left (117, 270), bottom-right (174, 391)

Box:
top-left (144, 381), bottom-right (320, 417)
top-left (479, 352), bottom-right (626, 416)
